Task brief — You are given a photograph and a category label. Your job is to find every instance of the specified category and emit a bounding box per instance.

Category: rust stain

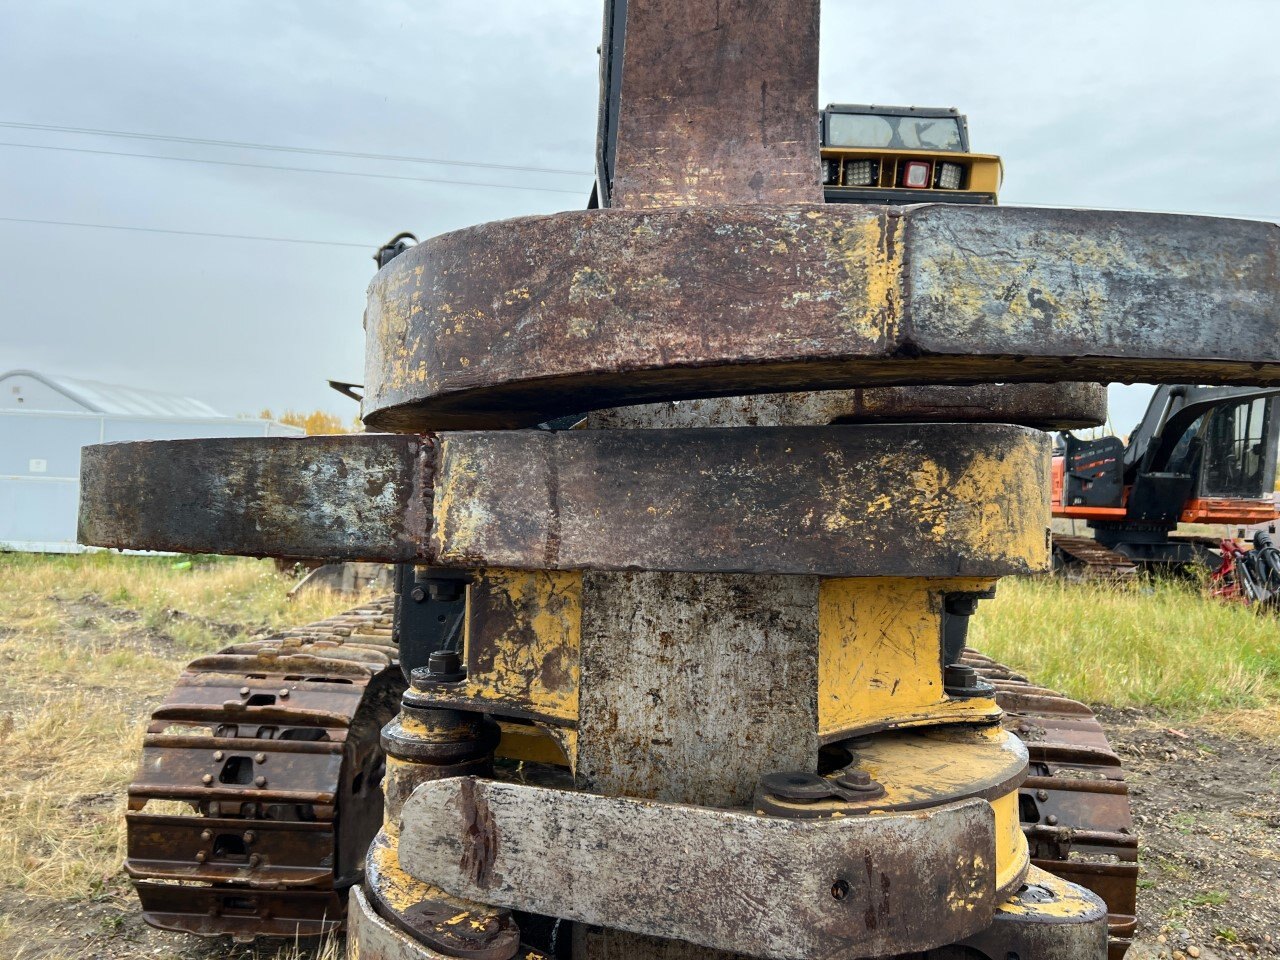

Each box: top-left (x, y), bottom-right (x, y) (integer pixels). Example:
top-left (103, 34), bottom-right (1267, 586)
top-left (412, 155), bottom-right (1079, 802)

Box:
top-left (457, 778), bottom-right (499, 891)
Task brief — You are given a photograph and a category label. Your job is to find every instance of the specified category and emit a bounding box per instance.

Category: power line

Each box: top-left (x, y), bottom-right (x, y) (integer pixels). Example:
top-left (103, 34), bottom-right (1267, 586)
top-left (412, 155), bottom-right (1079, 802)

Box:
top-left (0, 140), bottom-right (588, 195)
top-left (0, 119), bottom-right (592, 177)
top-left (0, 215), bottom-right (373, 249)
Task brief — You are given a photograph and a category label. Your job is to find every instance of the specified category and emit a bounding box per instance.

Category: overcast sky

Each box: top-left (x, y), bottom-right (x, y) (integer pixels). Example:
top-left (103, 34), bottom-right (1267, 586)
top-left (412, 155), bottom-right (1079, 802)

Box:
top-left (1, 1), bottom-right (1277, 430)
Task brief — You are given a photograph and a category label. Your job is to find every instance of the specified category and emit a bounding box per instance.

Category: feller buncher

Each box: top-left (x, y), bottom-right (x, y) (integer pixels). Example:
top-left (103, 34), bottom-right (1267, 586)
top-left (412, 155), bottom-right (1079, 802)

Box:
top-left (115, 102), bottom-right (1136, 953)
top-left (1053, 384), bottom-right (1280, 575)
top-left (81, 4), bottom-right (1280, 959)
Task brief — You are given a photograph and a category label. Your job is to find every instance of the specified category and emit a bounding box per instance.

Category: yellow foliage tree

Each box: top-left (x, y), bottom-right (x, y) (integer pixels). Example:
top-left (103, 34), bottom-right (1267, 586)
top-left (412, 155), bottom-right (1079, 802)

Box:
top-left (257, 409), bottom-right (362, 435)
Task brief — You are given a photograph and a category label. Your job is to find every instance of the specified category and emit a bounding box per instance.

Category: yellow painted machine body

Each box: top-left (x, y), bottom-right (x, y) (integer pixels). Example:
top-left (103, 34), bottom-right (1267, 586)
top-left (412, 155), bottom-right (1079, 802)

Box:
top-left (821, 102), bottom-right (1003, 205)
top-left (428, 570), bottom-right (1033, 897)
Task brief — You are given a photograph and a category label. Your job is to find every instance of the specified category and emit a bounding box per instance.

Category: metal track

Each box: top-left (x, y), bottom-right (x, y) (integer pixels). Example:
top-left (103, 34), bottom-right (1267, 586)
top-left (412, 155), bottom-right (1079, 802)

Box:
top-left (125, 598), bottom-right (405, 940)
top-left (1052, 535), bottom-right (1140, 578)
top-left (964, 649), bottom-right (1138, 960)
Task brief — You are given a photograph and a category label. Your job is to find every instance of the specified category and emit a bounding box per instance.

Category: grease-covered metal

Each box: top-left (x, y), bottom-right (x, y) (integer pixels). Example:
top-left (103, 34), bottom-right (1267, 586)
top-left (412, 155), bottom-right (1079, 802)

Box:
top-left (361, 205), bottom-right (1280, 430)
top-left (78, 424), bottom-right (1052, 577)
top-left (398, 777), bottom-right (999, 959)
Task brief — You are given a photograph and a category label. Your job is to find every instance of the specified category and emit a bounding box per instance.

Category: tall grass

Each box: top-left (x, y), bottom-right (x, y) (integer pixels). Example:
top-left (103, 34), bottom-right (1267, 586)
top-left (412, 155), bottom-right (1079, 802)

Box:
top-left (970, 575), bottom-right (1280, 716)
top-left (0, 553), bottom-right (358, 903)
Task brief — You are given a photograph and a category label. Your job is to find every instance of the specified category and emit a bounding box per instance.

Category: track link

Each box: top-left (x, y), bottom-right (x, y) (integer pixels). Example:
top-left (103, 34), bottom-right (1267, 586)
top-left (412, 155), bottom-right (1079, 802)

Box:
top-left (964, 649), bottom-right (1138, 960)
top-left (1052, 535), bottom-right (1140, 578)
top-left (125, 598), bottom-right (405, 940)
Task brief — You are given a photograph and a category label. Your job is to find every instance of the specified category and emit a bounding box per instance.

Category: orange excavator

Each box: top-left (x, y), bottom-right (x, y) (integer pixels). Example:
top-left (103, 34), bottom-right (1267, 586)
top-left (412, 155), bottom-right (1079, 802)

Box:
top-left (1053, 384), bottom-right (1280, 574)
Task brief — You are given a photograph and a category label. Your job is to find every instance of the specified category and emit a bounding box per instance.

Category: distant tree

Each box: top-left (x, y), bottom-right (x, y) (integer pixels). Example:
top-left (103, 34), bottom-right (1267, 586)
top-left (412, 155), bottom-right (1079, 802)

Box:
top-left (257, 408), bottom-right (362, 435)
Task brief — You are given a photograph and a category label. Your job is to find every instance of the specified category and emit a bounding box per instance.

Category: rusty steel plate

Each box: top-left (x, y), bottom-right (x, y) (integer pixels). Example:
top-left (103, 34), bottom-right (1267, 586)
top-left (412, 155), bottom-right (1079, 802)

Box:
top-left (602, 0), bottom-right (820, 208)
top-left (587, 382), bottom-right (1108, 430)
top-left (361, 204), bottom-right (1280, 430)
top-left (79, 425), bottom-right (1050, 576)
top-left (398, 777), bottom-right (997, 960)
top-left (78, 435), bottom-right (430, 561)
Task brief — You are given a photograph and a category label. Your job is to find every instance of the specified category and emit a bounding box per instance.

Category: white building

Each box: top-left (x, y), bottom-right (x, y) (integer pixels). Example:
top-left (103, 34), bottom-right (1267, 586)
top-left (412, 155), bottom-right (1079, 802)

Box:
top-left (0, 369), bottom-right (302, 553)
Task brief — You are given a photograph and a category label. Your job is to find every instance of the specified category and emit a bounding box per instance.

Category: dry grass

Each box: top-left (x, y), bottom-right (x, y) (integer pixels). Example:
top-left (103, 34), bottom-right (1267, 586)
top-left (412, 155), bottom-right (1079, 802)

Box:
top-left (0, 692), bottom-right (141, 899)
top-left (1200, 706), bottom-right (1280, 740)
top-left (260, 933), bottom-right (344, 960)
top-left (0, 553), bottom-right (357, 904)
top-left (970, 575), bottom-right (1280, 733)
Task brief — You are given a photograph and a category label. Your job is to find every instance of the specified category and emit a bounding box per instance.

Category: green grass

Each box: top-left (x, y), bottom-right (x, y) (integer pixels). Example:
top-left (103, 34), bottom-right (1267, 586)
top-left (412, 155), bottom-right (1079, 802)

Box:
top-left (969, 575), bottom-right (1280, 719)
top-left (1188, 890), bottom-right (1230, 907)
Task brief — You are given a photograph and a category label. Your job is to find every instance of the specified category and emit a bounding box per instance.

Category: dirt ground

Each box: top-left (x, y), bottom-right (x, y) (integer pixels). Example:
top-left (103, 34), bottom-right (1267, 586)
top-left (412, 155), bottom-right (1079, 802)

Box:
top-left (0, 712), bottom-right (1273, 960)
top-left (1106, 709), bottom-right (1280, 959)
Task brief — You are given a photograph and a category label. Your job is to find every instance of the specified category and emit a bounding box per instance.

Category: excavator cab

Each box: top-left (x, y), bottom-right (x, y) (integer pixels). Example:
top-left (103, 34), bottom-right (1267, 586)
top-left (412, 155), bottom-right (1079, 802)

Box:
top-left (1054, 386), bottom-right (1280, 567)
top-left (1192, 394), bottom-right (1275, 501)
top-left (820, 104), bottom-right (1002, 204)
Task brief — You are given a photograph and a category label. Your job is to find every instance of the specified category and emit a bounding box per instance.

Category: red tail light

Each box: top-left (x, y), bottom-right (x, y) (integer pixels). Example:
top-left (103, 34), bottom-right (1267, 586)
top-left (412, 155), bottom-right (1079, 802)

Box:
top-left (901, 160), bottom-right (931, 189)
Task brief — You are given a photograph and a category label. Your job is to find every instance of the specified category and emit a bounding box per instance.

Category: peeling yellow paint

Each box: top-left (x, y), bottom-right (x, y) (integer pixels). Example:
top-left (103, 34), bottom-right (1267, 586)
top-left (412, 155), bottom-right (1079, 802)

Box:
top-left (367, 829), bottom-right (502, 920)
top-left (905, 441), bottom-right (1050, 570)
top-left (459, 569), bottom-right (582, 727)
top-left (994, 865), bottom-right (1104, 919)
top-left (991, 789), bottom-right (1030, 895)
top-left (568, 266), bottom-right (617, 304)
top-left (852, 726), bottom-right (1025, 811)
top-left (430, 438), bottom-right (492, 556)
top-left (818, 578), bottom-right (1003, 738)
top-left (820, 211), bottom-right (903, 344)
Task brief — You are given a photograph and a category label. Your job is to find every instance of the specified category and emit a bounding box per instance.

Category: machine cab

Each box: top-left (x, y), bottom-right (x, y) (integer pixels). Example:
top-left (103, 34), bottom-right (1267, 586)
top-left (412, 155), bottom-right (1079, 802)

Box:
top-left (821, 104), bottom-right (1002, 205)
top-left (1169, 393), bottom-right (1278, 515)
top-left (1053, 388), bottom-right (1280, 526)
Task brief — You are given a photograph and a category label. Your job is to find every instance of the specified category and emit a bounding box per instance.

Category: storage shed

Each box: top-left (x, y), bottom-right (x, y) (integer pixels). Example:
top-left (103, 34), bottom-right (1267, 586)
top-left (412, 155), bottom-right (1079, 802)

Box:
top-left (1, 369), bottom-right (303, 552)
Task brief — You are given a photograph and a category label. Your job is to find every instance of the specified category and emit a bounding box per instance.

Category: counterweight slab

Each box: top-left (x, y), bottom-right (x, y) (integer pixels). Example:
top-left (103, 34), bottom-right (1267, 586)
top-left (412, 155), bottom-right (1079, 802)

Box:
top-left (362, 204), bottom-right (1280, 430)
top-left (79, 424), bottom-right (1050, 576)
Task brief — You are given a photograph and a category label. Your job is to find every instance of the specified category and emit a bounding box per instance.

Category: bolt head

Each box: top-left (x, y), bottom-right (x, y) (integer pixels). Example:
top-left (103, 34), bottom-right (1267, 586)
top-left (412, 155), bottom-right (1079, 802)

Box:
top-left (429, 649), bottom-right (463, 675)
top-left (243, 831), bottom-right (256, 843)
top-left (410, 586), bottom-right (427, 602)
top-left (1046, 814), bottom-right (1059, 826)
top-left (201, 774), bottom-right (214, 785)
top-left (278, 688), bottom-right (289, 698)
top-left (195, 851), bottom-right (206, 863)
top-left (254, 753), bottom-right (266, 763)
top-left (255, 775), bottom-right (267, 788)
top-left (213, 751), bottom-right (224, 761)
top-left (200, 830), bottom-right (212, 842)
top-left (944, 663), bottom-right (979, 688)
top-left (239, 687), bottom-right (250, 697)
